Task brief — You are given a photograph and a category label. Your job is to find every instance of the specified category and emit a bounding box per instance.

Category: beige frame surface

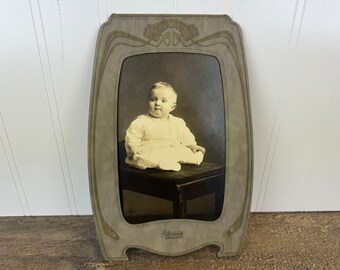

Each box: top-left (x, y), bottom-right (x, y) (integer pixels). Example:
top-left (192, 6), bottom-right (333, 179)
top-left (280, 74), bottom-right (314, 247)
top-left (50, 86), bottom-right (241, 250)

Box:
top-left (89, 14), bottom-right (253, 260)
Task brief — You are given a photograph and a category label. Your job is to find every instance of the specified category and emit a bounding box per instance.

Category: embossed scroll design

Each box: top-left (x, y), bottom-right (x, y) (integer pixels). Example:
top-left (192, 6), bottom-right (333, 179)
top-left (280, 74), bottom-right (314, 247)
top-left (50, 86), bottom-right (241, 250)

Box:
top-left (100, 19), bottom-right (247, 95)
top-left (144, 19), bottom-right (199, 46)
top-left (94, 18), bottom-right (251, 242)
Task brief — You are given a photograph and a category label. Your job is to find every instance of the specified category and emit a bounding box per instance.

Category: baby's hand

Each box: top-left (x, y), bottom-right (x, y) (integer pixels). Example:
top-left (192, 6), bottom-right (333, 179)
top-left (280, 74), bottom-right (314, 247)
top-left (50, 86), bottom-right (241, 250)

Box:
top-left (127, 151), bottom-right (141, 161)
top-left (187, 144), bottom-right (206, 154)
top-left (127, 146), bottom-right (141, 161)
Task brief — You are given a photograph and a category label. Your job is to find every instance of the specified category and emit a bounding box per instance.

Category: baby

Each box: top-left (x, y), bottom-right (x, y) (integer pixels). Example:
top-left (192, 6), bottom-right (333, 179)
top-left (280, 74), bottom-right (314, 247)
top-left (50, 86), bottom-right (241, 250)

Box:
top-left (125, 82), bottom-right (206, 171)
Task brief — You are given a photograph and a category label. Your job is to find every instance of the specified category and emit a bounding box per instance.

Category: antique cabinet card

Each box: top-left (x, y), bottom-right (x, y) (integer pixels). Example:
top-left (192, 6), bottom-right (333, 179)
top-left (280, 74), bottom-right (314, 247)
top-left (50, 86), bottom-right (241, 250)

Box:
top-left (89, 14), bottom-right (253, 260)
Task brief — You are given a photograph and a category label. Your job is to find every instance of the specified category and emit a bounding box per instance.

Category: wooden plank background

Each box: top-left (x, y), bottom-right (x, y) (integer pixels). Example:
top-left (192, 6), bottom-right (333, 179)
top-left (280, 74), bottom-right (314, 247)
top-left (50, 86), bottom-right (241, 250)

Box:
top-left (0, 0), bottom-right (339, 216)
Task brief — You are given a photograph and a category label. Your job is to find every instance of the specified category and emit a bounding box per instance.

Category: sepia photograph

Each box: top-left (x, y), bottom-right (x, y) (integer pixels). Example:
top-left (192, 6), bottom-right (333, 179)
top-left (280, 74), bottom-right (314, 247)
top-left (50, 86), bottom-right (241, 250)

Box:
top-left (117, 53), bottom-right (226, 223)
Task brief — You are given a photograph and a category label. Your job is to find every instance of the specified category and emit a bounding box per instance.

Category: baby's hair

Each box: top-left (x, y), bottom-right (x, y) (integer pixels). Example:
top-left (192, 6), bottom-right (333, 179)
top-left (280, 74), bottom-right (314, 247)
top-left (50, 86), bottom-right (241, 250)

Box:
top-left (148, 82), bottom-right (177, 98)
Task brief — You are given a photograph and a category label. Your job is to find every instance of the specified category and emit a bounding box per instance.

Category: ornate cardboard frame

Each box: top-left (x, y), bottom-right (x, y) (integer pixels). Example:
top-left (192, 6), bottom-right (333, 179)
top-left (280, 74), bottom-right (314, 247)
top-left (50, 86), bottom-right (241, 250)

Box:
top-left (89, 14), bottom-right (253, 260)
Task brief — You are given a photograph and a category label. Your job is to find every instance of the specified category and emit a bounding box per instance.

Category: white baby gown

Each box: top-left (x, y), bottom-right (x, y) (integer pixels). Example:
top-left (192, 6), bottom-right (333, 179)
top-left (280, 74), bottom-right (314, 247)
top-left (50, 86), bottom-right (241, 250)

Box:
top-left (125, 114), bottom-right (203, 171)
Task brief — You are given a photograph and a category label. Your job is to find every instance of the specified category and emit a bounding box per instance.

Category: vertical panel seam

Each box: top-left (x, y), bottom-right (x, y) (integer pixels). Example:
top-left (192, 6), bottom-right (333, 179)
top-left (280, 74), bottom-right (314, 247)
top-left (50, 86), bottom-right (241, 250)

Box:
top-left (230, 0), bottom-right (236, 20)
top-left (28, 0), bottom-right (78, 215)
top-left (56, 0), bottom-right (65, 62)
top-left (37, 0), bottom-right (79, 214)
top-left (293, 0), bottom-right (307, 51)
top-left (165, 0), bottom-right (175, 14)
top-left (106, 0), bottom-right (109, 19)
top-left (96, 0), bottom-right (102, 26)
top-left (230, 0), bottom-right (242, 22)
top-left (299, 78), bottom-right (340, 209)
top-left (255, 0), bottom-right (307, 211)
top-left (0, 111), bottom-right (31, 215)
top-left (97, 0), bottom-right (109, 25)
top-left (237, 0), bottom-right (243, 20)
top-left (260, 0), bottom-right (304, 209)
top-left (254, 0), bottom-right (301, 210)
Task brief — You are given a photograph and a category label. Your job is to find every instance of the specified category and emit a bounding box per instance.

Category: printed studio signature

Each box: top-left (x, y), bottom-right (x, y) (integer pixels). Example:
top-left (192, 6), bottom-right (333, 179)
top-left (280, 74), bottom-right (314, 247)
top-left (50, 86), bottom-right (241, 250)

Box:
top-left (161, 229), bottom-right (184, 239)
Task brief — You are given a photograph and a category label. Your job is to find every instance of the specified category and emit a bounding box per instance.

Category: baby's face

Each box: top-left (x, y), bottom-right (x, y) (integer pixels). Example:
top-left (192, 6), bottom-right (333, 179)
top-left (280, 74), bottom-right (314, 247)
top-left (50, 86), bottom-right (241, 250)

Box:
top-left (148, 87), bottom-right (177, 118)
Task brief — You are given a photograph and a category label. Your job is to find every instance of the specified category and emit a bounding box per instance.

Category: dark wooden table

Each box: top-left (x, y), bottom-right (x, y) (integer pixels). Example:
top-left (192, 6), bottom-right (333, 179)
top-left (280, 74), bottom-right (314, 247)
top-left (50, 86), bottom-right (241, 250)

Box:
top-left (119, 162), bottom-right (225, 222)
top-left (1, 212), bottom-right (339, 269)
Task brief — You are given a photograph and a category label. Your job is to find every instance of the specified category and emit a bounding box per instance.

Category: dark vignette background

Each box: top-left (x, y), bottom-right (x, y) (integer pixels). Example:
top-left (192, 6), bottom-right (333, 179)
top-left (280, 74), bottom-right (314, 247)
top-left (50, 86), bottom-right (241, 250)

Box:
top-left (117, 52), bottom-right (226, 165)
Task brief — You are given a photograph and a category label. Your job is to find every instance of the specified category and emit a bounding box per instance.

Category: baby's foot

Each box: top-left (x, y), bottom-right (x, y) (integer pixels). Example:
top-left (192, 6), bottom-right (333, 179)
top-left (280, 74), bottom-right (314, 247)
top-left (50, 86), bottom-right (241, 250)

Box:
top-left (159, 160), bottom-right (181, 171)
top-left (195, 151), bottom-right (204, 165)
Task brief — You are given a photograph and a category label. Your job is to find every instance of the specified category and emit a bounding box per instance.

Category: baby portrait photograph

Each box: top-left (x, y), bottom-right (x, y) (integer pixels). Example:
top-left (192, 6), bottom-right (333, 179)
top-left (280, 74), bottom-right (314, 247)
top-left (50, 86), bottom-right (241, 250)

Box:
top-left (125, 81), bottom-right (206, 172)
top-left (117, 52), bottom-right (226, 223)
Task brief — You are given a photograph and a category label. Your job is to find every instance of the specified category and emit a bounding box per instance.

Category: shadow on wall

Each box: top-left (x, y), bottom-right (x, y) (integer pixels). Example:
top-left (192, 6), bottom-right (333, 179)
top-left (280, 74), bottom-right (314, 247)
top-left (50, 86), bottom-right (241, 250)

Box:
top-left (117, 52), bottom-right (226, 165)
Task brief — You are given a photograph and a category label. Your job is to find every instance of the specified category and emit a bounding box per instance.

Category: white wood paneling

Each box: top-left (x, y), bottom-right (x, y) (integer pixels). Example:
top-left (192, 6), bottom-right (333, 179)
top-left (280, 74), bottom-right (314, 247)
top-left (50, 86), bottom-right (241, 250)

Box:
top-left (36, 0), bottom-right (101, 215)
top-left (291, 0), bottom-right (340, 211)
top-left (0, 112), bottom-right (26, 216)
top-left (0, 0), bottom-right (340, 216)
top-left (175, 0), bottom-right (232, 15)
top-left (236, 0), bottom-right (304, 211)
top-left (242, 1), bottom-right (305, 211)
top-left (107, 0), bottom-right (167, 14)
top-left (255, 0), bottom-right (340, 211)
top-left (0, 0), bottom-right (72, 215)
